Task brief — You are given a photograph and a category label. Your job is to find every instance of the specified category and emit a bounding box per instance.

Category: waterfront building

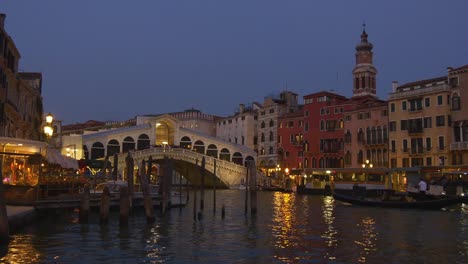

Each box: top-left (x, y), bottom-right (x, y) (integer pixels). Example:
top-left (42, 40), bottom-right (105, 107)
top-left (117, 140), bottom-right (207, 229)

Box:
top-left (277, 108), bottom-right (304, 174)
top-left (216, 103), bottom-right (262, 152)
top-left (0, 14), bottom-right (43, 140)
top-left (388, 77), bottom-right (453, 168)
top-left (343, 28), bottom-right (389, 168)
top-left (303, 91), bottom-right (348, 169)
top-left (257, 91), bottom-right (299, 176)
top-left (448, 65), bottom-right (468, 165)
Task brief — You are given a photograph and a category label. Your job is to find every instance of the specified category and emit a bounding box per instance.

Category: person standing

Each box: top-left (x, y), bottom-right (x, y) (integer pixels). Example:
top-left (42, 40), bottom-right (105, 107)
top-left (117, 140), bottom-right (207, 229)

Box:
top-left (418, 178), bottom-right (427, 194)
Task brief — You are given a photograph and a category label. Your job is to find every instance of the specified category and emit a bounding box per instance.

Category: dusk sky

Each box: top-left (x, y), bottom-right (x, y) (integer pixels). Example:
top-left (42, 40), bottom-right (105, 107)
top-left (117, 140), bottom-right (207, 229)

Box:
top-left (3, 1), bottom-right (468, 125)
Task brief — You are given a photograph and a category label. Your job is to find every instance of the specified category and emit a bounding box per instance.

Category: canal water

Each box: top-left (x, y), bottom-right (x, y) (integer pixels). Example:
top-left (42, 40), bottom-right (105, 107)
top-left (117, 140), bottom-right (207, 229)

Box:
top-left (1, 190), bottom-right (467, 263)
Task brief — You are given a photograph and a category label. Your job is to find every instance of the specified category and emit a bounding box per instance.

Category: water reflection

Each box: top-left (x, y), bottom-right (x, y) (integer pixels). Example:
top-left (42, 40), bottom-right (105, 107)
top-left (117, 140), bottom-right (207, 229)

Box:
top-left (1, 191), bottom-right (467, 263)
top-left (1, 235), bottom-right (42, 264)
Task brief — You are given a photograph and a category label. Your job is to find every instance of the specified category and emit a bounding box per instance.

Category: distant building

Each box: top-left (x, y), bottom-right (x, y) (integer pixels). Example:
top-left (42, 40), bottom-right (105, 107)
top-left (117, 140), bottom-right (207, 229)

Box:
top-left (0, 14), bottom-right (43, 140)
top-left (216, 103), bottom-right (262, 152)
top-left (277, 108), bottom-right (304, 173)
top-left (257, 91), bottom-right (299, 176)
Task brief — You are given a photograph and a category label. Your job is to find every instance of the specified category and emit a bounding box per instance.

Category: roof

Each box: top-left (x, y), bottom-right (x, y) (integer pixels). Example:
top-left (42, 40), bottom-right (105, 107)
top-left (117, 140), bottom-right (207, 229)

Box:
top-left (303, 90), bottom-right (347, 100)
top-left (397, 76), bottom-right (447, 90)
top-left (449, 64), bottom-right (468, 72)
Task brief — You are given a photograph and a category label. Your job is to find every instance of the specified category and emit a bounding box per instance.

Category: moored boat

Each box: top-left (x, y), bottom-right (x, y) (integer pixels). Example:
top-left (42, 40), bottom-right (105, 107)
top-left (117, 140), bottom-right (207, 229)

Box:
top-left (332, 189), bottom-right (465, 209)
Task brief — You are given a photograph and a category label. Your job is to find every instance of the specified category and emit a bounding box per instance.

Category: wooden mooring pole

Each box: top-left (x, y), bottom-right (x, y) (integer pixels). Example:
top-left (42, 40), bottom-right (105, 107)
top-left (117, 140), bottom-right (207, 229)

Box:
top-left (141, 158), bottom-right (154, 223)
top-left (0, 180), bottom-right (10, 243)
top-left (79, 185), bottom-right (90, 223)
top-left (244, 166), bottom-right (249, 216)
top-left (99, 186), bottom-right (110, 224)
top-left (249, 161), bottom-right (257, 216)
top-left (213, 159), bottom-right (216, 214)
top-left (125, 152), bottom-right (134, 209)
top-left (200, 157), bottom-right (205, 211)
top-left (119, 186), bottom-right (130, 226)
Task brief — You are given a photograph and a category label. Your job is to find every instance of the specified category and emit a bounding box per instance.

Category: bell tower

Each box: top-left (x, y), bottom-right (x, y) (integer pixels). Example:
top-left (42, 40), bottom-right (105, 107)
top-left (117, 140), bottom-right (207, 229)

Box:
top-left (352, 24), bottom-right (377, 98)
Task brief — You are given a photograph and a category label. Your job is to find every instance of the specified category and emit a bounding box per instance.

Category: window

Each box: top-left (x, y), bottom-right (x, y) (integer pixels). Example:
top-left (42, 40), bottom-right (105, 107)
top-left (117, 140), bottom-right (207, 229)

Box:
top-left (261, 133), bottom-right (265, 142)
top-left (261, 121), bottom-right (265, 128)
top-left (269, 109), bottom-right (274, 114)
top-left (269, 132), bottom-right (274, 141)
top-left (402, 158), bottom-right (409, 167)
top-left (285, 151), bottom-right (289, 158)
top-left (269, 147), bottom-right (274, 154)
top-left (402, 101), bottom-right (407, 111)
top-left (403, 139), bottom-right (408, 152)
top-left (448, 115), bottom-right (452, 126)
top-left (381, 109), bottom-right (388, 116)
top-left (305, 111), bottom-right (309, 116)
top-left (449, 76), bottom-right (459, 87)
top-left (391, 140), bottom-right (396, 152)
top-left (452, 94), bottom-right (461, 111)
top-left (424, 98), bottom-right (430, 108)
top-left (390, 158), bottom-right (397, 168)
top-left (401, 120), bottom-right (408, 130)
top-left (426, 137), bottom-right (431, 151)
top-left (320, 120), bottom-right (325, 131)
top-left (390, 103), bottom-right (395, 112)
top-left (269, 119), bottom-right (274, 127)
top-left (437, 95), bottom-right (443, 105)
top-left (438, 136), bottom-right (444, 150)
top-left (305, 122), bottom-right (309, 132)
top-left (389, 121), bottom-right (397, 132)
top-left (426, 157), bottom-right (432, 166)
top-left (423, 117), bottom-right (432, 128)
top-left (436, 115), bottom-right (445, 127)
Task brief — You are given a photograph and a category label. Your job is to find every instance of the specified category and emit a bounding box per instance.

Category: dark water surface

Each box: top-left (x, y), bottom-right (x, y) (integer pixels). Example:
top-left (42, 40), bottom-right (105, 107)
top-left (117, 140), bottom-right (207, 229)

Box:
top-left (1, 190), bottom-right (467, 263)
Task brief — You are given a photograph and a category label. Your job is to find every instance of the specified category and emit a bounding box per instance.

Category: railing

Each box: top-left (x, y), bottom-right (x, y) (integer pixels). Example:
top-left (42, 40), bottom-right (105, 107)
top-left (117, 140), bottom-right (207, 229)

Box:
top-left (451, 142), bottom-right (468, 151)
top-left (389, 84), bottom-right (450, 100)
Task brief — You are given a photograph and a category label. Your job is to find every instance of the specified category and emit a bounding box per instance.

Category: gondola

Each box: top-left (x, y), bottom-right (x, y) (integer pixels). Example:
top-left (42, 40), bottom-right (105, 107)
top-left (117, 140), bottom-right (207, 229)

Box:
top-left (332, 190), bottom-right (465, 209)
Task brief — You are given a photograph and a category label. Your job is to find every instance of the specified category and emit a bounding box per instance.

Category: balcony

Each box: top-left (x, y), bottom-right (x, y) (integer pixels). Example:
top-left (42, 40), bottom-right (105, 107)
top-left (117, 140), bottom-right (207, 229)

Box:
top-left (451, 142), bottom-right (468, 151)
top-left (291, 140), bottom-right (304, 147)
top-left (408, 127), bottom-right (423, 135)
top-left (409, 147), bottom-right (424, 156)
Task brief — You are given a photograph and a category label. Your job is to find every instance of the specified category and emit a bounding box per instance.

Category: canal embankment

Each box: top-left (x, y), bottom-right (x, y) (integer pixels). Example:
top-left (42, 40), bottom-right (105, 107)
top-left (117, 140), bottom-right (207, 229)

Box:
top-left (6, 205), bottom-right (37, 232)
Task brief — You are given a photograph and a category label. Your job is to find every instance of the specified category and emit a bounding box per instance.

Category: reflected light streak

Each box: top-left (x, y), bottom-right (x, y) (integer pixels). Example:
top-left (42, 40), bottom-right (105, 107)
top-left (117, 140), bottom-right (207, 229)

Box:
top-left (1, 235), bottom-right (42, 264)
top-left (321, 196), bottom-right (338, 261)
top-left (271, 192), bottom-right (296, 256)
top-left (355, 216), bottom-right (378, 263)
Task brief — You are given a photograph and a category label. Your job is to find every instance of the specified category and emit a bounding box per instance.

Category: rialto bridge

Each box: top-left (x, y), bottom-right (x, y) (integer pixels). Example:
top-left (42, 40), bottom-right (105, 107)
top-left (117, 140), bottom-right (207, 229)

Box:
top-left (64, 114), bottom-right (258, 188)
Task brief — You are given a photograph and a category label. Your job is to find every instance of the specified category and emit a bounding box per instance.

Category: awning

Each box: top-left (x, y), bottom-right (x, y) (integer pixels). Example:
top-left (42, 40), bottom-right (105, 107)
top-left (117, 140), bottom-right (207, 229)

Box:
top-left (46, 147), bottom-right (79, 170)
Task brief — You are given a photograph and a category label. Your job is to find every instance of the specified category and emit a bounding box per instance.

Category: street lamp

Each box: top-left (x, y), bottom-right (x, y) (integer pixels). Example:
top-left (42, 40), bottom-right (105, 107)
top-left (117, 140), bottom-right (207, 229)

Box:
top-left (43, 113), bottom-right (54, 141)
top-left (65, 144), bottom-right (76, 158)
top-left (362, 159), bottom-right (373, 184)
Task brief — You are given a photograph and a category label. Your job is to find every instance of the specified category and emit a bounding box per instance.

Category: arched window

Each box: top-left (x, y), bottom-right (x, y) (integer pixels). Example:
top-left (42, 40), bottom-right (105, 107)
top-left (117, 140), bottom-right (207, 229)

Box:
top-left (91, 142), bottom-right (105, 160)
top-left (371, 127), bottom-right (377, 145)
top-left (180, 136), bottom-right (192, 149)
top-left (269, 119), bottom-right (274, 127)
top-left (345, 151), bottom-right (352, 165)
top-left (366, 127), bottom-right (371, 144)
top-left (261, 121), bottom-right (266, 128)
top-left (269, 147), bottom-right (274, 155)
top-left (107, 139), bottom-right (120, 156)
top-left (320, 120), bottom-right (325, 131)
top-left (193, 140), bottom-right (205, 154)
top-left (358, 128), bottom-right (364, 143)
top-left (339, 119), bottom-right (344, 129)
top-left (122, 137), bottom-right (135, 153)
top-left (261, 133), bottom-right (265, 142)
top-left (260, 147), bottom-right (265, 155)
top-left (220, 148), bottom-right (231, 161)
top-left (344, 130), bottom-right (352, 143)
top-left (269, 131), bottom-right (274, 141)
top-left (137, 134), bottom-right (150, 150)
top-left (232, 152), bottom-right (243, 165)
top-left (377, 126), bottom-right (382, 144)
top-left (206, 144), bottom-right (218, 158)
top-left (357, 150), bottom-right (363, 164)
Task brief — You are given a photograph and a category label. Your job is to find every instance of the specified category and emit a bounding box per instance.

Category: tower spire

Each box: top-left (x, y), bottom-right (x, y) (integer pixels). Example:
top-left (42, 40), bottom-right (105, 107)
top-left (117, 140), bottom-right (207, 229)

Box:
top-left (352, 25), bottom-right (377, 98)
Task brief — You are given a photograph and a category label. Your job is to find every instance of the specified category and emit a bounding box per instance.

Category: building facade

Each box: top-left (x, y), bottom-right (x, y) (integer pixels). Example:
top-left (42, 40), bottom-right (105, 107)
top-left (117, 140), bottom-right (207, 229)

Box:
top-left (303, 91), bottom-right (348, 169)
top-left (277, 108), bottom-right (304, 173)
top-left (257, 91), bottom-right (299, 176)
top-left (388, 77), bottom-right (453, 168)
top-left (0, 14), bottom-right (43, 140)
top-left (344, 28), bottom-right (389, 168)
top-left (448, 65), bottom-right (468, 165)
top-left (216, 103), bottom-right (261, 152)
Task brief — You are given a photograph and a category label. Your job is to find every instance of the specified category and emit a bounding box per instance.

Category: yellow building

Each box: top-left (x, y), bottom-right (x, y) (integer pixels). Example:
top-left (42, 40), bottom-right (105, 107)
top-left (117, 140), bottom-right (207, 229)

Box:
top-left (448, 65), bottom-right (468, 165)
top-left (388, 77), bottom-right (452, 168)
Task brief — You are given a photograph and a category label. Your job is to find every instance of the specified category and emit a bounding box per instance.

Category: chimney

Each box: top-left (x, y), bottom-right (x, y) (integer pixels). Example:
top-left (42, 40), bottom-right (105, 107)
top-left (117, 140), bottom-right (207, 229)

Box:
top-left (239, 104), bottom-right (245, 114)
top-left (0, 14), bottom-right (5, 28)
top-left (391, 81), bottom-right (399, 92)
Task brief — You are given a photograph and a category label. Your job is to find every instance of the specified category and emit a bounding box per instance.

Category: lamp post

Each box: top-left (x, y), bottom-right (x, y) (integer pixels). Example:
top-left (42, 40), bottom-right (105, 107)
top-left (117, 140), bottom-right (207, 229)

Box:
top-left (362, 159), bottom-right (373, 185)
top-left (65, 144), bottom-right (76, 159)
top-left (43, 113), bottom-right (54, 142)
